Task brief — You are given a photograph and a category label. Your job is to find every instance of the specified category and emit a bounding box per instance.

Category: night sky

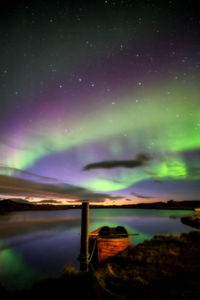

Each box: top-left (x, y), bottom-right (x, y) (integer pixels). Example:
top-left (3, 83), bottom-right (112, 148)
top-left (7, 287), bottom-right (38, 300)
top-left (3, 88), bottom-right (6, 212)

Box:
top-left (0, 0), bottom-right (200, 204)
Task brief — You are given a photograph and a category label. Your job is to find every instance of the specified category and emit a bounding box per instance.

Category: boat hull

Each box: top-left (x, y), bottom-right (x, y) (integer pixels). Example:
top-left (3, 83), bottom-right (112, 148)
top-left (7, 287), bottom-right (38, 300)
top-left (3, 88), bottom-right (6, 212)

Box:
top-left (89, 226), bottom-right (130, 263)
top-left (97, 236), bottom-right (130, 263)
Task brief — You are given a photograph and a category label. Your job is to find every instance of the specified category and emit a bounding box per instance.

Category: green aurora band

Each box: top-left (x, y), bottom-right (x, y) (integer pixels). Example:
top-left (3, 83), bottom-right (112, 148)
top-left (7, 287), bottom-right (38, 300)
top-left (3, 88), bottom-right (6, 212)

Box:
top-left (1, 80), bottom-right (200, 192)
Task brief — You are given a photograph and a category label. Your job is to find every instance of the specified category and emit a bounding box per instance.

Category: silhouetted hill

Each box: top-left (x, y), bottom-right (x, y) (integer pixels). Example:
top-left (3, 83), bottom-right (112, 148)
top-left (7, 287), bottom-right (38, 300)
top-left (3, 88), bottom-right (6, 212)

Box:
top-left (89, 200), bottom-right (200, 210)
top-left (1, 199), bottom-right (200, 212)
top-left (130, 200), bottom-right (200, 210)
top-left (0, 199), bottom-right (69, 211)
top-left (0, 199), bottom-right (33, 211)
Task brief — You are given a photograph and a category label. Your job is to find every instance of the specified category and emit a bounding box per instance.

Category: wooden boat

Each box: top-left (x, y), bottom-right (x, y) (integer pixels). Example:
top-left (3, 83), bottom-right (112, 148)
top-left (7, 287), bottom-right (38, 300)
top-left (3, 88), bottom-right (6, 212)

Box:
top-left (89, 226), bottom-right (130, 263)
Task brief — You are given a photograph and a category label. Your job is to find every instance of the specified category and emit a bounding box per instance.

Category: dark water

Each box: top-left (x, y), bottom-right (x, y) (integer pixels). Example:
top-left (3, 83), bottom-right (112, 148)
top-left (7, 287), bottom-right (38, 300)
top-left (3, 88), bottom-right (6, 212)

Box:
top-left (0, 208), bottom-right (194, 291)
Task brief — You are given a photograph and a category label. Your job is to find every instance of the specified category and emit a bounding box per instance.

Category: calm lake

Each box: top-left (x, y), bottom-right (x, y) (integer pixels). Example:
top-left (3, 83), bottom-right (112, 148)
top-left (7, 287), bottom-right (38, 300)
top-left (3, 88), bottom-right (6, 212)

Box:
top-left (0, 208), bottom-right (194, 291)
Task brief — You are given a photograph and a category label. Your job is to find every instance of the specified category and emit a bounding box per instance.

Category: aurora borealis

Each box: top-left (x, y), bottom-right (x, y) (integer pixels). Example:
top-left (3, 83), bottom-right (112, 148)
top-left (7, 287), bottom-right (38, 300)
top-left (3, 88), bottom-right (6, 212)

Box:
top-left (0, 0), bottom-right (200, 204)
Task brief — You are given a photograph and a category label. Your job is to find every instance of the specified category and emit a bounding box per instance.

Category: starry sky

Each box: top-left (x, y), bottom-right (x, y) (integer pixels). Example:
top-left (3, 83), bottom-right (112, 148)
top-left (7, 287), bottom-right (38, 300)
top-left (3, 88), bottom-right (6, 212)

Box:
top-left (0, 0), bottom-right (200, 204)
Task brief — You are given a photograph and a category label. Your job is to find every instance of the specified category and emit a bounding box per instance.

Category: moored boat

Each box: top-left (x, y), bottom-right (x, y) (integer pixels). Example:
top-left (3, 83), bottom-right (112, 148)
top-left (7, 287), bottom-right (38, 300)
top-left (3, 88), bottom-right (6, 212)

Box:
top-left (89, 226), bottom-right (130, 263)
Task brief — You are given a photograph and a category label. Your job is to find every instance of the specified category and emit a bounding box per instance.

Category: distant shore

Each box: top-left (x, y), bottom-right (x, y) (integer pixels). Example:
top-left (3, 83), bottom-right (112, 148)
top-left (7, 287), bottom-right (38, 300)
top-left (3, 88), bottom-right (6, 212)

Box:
top-left (0, 199), bottom-right (70, 212)
top-left (1, 199), bottom-right (200, 212)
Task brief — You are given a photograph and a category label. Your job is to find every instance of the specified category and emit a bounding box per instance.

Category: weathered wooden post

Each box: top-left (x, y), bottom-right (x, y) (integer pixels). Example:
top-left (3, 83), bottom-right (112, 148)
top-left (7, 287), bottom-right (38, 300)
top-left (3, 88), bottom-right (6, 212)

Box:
top-left (79, 201), bottom-right (90, 272)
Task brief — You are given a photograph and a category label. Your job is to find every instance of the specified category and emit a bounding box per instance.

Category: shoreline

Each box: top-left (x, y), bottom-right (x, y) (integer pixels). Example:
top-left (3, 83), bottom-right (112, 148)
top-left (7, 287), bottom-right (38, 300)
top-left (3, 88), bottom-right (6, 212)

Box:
top-left (1, 199), bottom-right (200, 212)
top-left (1, 229), bottom-right (200, 299)
top-left (181, 214), bottom-right (200, 229)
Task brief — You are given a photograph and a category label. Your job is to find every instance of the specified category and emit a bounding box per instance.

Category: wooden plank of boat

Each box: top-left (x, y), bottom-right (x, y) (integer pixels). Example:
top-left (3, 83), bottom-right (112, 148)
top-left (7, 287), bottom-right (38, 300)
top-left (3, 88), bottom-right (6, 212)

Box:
top-left (97, 235), bottom-right (130, 263)
top-left (89, 226), bottom-right (104, 237)
top-left (89, 226), bottom-right (130, 263)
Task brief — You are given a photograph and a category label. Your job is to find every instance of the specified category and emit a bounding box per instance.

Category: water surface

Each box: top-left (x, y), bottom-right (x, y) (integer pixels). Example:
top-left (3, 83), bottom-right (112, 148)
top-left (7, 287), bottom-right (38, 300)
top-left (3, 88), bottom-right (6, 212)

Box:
top-left (0, 208), bottom-right (194, 290)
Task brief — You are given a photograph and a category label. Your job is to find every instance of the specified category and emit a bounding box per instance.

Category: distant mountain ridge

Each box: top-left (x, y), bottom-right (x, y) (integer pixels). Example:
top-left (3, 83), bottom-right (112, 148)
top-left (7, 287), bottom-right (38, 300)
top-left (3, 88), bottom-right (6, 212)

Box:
top-left (0, 199), bottom-right (33, 210)
top-left (90, 200), bottom-right (200, 210)
top-left (0, 199), bottom-right (200, 211)
top-left (0, 199), bottom-right (69, 211)
top-left (126, 200), bottom-right (200, 210)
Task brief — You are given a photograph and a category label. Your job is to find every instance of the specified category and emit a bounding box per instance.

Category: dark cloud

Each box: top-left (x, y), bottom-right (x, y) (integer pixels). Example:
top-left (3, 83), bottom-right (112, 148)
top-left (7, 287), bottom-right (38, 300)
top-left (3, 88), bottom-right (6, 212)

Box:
top-left (153, 180), bottom-right (163, 184)
top-left (0, 164), bottom-right (61, 184)
top-left (107, 196), bottom-right (124, 200)
top-left (83, 153), bottom-right (151, 171)
top-left (131, 191), bottom-right (155, 199)
top-left (0, 174), bottom-right (115, 202)
top-left (39, 200), bottom-right (61, 204)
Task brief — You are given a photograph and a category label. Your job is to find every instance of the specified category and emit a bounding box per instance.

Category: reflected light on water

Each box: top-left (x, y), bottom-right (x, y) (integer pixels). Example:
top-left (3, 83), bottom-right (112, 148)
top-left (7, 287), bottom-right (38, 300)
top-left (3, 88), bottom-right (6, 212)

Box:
top-left (0, 208), bottom-right (194, 290)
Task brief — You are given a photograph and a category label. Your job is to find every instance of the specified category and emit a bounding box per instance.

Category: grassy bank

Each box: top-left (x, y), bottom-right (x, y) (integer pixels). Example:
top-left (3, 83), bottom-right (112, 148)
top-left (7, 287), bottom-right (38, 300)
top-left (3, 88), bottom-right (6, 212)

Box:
top-left (95, 230), bottom-right (200, 299)
top-left (181, 214), bottom-right (200, 229)
top-left (1, 231), bottom-right (200, 299)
